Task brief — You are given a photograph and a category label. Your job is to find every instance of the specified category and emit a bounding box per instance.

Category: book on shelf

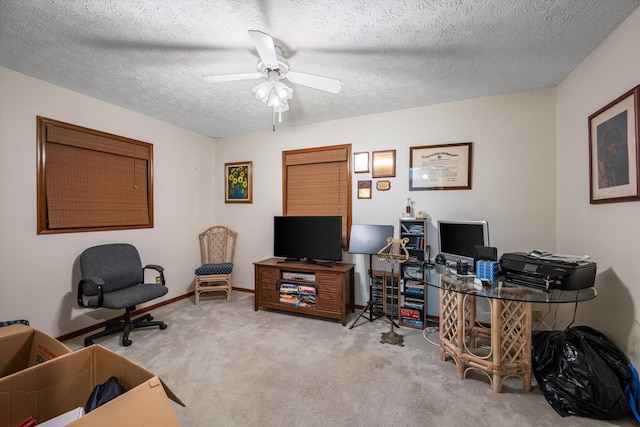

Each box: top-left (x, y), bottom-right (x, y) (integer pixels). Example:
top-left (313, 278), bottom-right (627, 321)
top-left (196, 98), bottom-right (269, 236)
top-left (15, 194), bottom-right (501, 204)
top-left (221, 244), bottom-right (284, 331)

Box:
top-left (298, 294), bottom-right (315, 307)
top-left (408, 224), bottom-right (424, 234)
top-left (279, 294), bottom-right (303, 306)
top-left (404, 282), bottom-right (424, 290)
top-left (404, 290), bottom-right (424, 299)
top-left (403, 265), bottom-right (423, 274)
top-left (402, 317), bottom-right (424, 327)
top-left (401, 307), bottom-right (422, 319)
top-left (280, 283), bottom-right (298, 292)
top-left (403, 301), bottom-right (424, 310)
top-left (298, 285), bottom-right (316, 295)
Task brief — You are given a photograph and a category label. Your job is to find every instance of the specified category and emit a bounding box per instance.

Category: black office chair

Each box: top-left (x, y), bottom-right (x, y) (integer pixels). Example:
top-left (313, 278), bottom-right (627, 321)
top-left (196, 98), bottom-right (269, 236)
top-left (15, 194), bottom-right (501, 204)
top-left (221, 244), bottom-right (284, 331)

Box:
top-left (77, 243), bottom-right (168, 347)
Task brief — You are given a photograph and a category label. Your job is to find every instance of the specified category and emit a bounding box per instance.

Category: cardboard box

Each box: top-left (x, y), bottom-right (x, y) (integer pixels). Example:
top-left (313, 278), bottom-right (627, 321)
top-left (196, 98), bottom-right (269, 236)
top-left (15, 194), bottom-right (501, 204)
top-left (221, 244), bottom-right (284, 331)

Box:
top-left (0, 345), bottom-right (185, 427)
top-left (39, 407), bottom-right (84, 426)
top-left (0, 324), bottom-right (72, 378)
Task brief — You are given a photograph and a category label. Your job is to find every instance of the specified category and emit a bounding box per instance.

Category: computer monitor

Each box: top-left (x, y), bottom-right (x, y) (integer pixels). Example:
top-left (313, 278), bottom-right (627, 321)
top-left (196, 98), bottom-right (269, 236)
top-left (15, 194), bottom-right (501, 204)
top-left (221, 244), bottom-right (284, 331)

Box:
top-left (437, 220), bottom-right (490, 267)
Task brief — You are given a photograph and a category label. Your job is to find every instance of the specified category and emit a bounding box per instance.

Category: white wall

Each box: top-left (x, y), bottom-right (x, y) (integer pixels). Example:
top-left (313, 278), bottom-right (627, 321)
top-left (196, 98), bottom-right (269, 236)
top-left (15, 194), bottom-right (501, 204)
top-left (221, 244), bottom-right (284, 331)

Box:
top-left (0, 68), bottom-right (216, 337)
top-left (3, 7), bottom-right (637, 363)
top-left (556, 7), bottom-right (640, 362)
top-left (215, 87), bottom-right (557, 317)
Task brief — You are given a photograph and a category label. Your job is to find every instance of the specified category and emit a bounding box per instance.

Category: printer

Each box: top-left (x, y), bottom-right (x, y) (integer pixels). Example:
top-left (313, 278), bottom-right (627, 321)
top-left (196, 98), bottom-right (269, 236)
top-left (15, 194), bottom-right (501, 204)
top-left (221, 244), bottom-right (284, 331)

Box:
top-left (499, 251), bottom-right (597, 291)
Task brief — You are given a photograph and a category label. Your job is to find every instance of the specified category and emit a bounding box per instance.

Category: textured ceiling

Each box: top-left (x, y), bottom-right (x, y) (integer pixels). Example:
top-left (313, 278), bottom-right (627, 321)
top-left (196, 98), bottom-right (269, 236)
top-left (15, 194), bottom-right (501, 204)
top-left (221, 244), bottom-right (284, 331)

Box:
top-left (1, 0), bottom-right (639, 138)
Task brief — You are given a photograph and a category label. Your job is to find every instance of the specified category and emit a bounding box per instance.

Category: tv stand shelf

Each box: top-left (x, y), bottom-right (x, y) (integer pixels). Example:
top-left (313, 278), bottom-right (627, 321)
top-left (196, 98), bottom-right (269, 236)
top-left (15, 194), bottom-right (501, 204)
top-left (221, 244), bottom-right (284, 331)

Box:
top-left (254, 258), bottom-right (355, 326)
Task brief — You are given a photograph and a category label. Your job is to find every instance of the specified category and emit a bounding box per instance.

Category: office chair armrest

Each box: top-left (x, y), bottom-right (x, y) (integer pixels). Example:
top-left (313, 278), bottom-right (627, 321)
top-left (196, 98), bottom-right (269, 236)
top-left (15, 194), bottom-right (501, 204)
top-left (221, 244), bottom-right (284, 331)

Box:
top-left (144, 265), bottom-right (166, 286)
top-left (77, 276), bottom-right (105, 308)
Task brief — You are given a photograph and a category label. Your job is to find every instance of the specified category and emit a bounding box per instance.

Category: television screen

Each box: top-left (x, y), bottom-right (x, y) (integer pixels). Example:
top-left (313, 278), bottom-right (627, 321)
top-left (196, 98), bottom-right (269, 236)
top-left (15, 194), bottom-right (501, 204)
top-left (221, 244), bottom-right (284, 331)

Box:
top-left (437, 220), bottom-right (489, 265)
top-left (274, 216), bottom-right (343, 262)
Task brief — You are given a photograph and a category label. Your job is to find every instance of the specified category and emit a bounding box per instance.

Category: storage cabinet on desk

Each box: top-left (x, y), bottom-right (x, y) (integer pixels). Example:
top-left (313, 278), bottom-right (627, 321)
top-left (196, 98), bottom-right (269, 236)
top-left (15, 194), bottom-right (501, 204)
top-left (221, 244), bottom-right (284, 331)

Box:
top-left (254, 258), bottom-right (355, 326)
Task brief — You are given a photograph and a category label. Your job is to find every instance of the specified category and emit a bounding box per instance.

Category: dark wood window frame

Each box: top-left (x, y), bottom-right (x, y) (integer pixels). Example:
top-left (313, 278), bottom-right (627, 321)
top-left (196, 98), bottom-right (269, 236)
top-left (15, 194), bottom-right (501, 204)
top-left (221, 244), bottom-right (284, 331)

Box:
top-left (282, 144), bottom-right (352, 249)
top-left (37, 116), bottom-right (154, 234)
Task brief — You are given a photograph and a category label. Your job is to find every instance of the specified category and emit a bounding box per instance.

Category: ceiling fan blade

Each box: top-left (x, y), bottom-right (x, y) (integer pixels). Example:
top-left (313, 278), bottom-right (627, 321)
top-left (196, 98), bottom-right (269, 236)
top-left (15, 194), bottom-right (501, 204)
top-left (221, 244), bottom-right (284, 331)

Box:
top-left (203, 72), bottom-right (262, 83)
top-left (286, 71), bottom-right (342, 94)
top-left (248, 30), bottom-right (279, 68)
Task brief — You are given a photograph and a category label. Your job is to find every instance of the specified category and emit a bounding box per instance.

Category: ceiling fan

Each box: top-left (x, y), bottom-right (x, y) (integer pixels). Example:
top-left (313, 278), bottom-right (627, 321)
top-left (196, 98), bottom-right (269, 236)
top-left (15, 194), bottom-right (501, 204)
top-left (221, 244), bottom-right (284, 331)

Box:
top-left (203, 30), bottom-right (342, 129)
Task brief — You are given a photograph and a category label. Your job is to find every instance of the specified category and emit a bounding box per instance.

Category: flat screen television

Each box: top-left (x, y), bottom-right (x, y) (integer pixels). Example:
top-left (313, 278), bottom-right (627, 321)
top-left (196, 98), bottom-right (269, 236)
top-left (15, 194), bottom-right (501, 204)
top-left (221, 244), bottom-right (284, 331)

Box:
top-left (274, 216), bottom-right (343, 263)
top-left (437, 220), bottom-right (490, 267)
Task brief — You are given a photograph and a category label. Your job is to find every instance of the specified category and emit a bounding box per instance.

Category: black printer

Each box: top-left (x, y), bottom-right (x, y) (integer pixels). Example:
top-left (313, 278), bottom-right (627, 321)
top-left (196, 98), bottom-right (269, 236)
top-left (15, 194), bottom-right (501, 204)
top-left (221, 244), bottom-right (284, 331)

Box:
top-left (499, 251), bottom-right (597, 291)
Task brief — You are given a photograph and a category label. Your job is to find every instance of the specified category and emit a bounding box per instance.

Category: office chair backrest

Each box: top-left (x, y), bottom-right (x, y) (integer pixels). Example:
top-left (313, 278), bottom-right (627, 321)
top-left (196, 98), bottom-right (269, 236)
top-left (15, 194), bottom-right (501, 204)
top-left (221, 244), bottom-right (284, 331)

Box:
top-left (80, 243), bottom-right (143, 296)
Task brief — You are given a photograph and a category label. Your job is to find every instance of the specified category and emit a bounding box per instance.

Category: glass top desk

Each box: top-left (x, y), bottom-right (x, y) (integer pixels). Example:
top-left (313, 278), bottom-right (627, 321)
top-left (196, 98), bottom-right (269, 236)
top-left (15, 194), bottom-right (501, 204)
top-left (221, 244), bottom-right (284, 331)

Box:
top-left (420, 265), bottom-right (597, 392)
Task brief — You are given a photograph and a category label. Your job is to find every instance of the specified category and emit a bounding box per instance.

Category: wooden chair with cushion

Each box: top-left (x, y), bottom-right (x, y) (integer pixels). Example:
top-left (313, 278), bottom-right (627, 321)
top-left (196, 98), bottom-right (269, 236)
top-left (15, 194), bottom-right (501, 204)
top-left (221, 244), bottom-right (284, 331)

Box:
top-left (194, 226), bottom-right (237, 304)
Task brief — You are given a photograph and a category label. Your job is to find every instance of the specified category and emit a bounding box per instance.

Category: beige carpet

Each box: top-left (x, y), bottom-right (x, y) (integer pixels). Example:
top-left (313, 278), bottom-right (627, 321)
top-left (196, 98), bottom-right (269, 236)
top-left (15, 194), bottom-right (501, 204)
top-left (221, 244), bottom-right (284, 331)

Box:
top-left (64, 292), bottom-right (636, 427)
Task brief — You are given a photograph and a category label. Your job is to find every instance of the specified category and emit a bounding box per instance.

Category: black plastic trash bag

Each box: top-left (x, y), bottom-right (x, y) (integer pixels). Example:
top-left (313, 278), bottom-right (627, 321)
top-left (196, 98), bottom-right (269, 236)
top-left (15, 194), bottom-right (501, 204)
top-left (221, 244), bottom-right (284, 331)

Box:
top-left (85, 376), bottom-right (125, 413)
top-left (532, 325), bottom-right (631, 419)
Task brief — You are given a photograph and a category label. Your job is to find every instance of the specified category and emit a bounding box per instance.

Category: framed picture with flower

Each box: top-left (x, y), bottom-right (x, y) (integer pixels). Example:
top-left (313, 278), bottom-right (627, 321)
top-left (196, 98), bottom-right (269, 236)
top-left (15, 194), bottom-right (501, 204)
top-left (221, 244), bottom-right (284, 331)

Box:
top-left (225, 161), bottom-right (252, 203)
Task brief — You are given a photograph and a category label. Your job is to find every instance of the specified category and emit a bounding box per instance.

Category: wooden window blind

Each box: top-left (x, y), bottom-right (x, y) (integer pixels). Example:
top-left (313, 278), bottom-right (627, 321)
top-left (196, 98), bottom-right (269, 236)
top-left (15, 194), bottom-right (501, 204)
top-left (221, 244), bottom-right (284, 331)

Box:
top-left (37, 116), bottom-right (153, 234)
top-left (282, 144), bottom-right (352, 248)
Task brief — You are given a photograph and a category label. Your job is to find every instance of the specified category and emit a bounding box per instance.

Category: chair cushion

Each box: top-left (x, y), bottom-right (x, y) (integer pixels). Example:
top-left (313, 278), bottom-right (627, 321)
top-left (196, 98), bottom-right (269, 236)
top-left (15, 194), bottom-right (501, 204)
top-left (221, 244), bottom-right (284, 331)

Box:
top-left (89, 284), bottom-right (169, 309)
top-left (195, 263), bottom-right (233, 275)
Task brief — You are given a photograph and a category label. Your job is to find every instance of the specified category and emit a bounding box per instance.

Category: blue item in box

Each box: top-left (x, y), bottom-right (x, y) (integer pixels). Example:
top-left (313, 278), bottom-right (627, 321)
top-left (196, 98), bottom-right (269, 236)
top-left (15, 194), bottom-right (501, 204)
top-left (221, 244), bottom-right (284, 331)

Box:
top-left (475, 260), bottom-right (499, 281)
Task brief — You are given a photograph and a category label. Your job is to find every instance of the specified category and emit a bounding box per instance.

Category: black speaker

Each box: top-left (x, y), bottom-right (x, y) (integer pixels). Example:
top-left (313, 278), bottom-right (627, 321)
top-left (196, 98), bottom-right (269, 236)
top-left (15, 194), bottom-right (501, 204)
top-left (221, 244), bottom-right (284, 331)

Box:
top-left (474, 245), bottom-right (497, 262)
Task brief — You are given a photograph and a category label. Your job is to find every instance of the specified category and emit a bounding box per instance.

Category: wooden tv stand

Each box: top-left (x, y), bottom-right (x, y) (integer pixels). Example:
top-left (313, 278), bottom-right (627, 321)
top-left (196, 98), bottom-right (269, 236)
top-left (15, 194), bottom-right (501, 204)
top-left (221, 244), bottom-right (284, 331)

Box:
top-left (254, 258), bottom-right (355, 326)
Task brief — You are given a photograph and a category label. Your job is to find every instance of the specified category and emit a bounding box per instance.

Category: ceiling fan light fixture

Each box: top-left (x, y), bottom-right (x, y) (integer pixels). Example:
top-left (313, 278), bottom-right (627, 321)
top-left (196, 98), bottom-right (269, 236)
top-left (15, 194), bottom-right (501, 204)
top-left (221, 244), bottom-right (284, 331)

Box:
top-left (252, 81), bottom-right (272, 102)
top-left (253, 80), bottom-right (293, 110)
top-left (275, 82), bottom-right (293, 101)
top-left (204, 30), bottom-right (342, 131)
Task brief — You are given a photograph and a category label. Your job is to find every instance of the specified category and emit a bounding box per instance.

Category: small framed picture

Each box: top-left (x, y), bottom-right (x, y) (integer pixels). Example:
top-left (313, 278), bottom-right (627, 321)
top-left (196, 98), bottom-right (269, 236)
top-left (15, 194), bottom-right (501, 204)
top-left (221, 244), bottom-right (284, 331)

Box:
top-left (376, 180), bottom-right (391, 191)
top-left (357, 180), bottom-right (372, 199)
top-left (225, 161), bottom-right (252, 203)
top-left (588, 85), bottom-right (640, 204)
top-left (354, 152), bottom-right (370, 173)
top-left (372, 150), bottom-right (396, 178)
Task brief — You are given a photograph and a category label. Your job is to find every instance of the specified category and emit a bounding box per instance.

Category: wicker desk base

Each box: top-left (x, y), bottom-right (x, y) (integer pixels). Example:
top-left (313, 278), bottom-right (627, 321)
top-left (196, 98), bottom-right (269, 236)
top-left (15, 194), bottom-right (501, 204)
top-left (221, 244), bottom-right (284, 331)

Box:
top-left (439, 277), bottom-right (532, 393)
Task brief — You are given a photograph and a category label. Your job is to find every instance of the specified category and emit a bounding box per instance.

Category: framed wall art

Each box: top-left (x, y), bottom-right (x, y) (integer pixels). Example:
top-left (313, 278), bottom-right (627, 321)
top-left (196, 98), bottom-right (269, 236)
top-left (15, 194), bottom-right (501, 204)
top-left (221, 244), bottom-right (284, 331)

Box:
top-left (588, 85), bottom-right (640, 204)
top-left (372, 150), bottom-right (396, 178)
top-left (225, 161), bottom-right (253, 203)
top-left (357, 180), bottom-right (372, 199)
top-left (354, 152), bottom-right (370, 173)
top-left (376, 180), bottom-right (391, 191)
top-left (409, 142), bottom-right (473, 190)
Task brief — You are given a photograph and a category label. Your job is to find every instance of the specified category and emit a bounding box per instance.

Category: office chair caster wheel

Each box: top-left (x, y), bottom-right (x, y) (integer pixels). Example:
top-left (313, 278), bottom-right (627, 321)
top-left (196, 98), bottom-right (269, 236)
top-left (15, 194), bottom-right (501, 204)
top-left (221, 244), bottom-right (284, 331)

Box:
top-left (123, 338), bottom-right (132, 346)
top-left (160, 323), bottom-right (167, 330)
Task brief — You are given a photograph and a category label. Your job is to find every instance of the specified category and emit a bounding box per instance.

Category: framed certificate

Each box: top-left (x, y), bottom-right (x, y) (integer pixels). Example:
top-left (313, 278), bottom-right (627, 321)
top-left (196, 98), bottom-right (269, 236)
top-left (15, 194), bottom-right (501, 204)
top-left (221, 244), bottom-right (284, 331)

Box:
top-left (354, 152), bottom-right (369, 173)
top-left (372, 150), bottom-right (396, 178)
top-left (357, 180), bottom-right (372, 199)
top-left (409, 142), bottom-right (472, 190)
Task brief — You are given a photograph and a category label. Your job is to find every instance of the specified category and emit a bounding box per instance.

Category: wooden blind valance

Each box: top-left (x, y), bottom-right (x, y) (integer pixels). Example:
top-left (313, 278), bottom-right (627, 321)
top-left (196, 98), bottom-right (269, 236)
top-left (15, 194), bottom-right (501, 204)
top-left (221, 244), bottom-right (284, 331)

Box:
top-left (282, 144), bottom-right (352, 248)
top-left (37, 116), bottom-right (154, 234)
top-left (283, 146), bottom-right (348, 166)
